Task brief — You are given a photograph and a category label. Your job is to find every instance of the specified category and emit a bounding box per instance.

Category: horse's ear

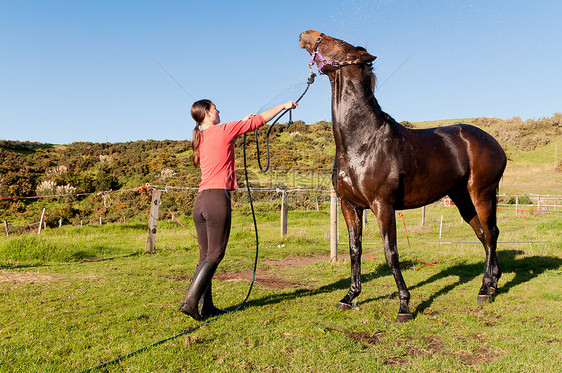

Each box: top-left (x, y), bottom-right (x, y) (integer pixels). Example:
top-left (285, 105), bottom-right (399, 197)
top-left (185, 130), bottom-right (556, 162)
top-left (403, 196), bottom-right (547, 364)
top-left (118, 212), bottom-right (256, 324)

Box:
top-left (356, 46), bottom-right (376, 63)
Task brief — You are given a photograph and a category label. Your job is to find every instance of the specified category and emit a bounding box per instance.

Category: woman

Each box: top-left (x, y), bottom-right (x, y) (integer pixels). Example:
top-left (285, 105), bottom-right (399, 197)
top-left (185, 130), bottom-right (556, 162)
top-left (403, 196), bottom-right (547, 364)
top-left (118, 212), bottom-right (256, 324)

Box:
top-left (180, 99), bottom-right (298, 320)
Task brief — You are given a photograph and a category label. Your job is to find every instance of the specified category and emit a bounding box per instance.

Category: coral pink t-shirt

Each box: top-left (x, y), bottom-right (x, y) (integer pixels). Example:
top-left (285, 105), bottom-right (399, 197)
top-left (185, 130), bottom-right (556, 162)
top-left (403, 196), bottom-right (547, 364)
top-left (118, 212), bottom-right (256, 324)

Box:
top-left (198, 115), bottom-right (265, 191)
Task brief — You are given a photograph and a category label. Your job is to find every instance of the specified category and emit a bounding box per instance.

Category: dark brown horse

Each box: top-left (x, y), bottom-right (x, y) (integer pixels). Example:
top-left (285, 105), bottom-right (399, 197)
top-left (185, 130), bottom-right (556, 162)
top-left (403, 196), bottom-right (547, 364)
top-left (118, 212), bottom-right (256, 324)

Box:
top-left (299, 30), bottom-right (507, 321)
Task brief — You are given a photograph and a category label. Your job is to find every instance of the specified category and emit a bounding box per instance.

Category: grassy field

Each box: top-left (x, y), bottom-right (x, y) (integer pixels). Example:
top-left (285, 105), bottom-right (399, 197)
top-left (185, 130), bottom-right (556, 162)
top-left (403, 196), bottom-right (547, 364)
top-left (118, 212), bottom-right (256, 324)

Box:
top-left (0, 204), bottom-right (560, 372)
top-left (502, 140), bottom-right (562, 195)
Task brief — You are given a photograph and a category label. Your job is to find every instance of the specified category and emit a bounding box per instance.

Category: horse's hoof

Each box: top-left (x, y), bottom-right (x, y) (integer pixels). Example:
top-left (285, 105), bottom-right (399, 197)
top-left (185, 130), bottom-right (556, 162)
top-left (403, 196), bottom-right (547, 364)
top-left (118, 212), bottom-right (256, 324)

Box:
top-left (396, 313), bottom-right (413, 322)
top-left (336, 302), bottom-right (353, 310)
top-left (477, 294), bottom-right (492, 303)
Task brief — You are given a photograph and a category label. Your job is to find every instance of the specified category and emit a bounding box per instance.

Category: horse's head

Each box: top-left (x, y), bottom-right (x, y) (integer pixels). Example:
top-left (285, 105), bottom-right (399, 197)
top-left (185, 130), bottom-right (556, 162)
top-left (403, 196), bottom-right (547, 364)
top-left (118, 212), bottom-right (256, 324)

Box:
top-left (299, 30), bottom-right (376, 75)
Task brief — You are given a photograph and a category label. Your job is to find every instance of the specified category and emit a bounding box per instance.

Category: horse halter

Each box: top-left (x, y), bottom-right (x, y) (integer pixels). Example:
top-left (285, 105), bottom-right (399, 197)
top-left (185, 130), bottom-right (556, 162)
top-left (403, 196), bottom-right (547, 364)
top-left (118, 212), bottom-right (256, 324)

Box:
top-left (308, 33), bottom-right (367, 75)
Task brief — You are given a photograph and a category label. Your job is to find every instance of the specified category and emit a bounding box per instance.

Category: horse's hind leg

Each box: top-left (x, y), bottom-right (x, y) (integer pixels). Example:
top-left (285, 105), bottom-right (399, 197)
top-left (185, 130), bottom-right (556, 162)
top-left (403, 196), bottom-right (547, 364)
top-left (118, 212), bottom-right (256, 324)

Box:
top-left (472, 187), bottom-right (501, 301)
top-left (449, 189), bottom-right (502, 301)
top-left (336, 200), bottom-right (363, 310)
top-left (451, 187), bottom-right (502, 301)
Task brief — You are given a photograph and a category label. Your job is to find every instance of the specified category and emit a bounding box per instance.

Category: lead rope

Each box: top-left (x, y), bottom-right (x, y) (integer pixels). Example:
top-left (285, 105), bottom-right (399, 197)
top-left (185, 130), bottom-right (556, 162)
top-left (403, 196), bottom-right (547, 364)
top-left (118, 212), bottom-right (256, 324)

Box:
top-left (82, 169), bottom-right (258, 373)
top-left (81, 74), bottom-right (315, 373)
top-left (82, 164), bottom-right (259, 373)
top-left (256, 72), bottom-right (316, 172)
top-left (237, 73), bottom-right (316, 302)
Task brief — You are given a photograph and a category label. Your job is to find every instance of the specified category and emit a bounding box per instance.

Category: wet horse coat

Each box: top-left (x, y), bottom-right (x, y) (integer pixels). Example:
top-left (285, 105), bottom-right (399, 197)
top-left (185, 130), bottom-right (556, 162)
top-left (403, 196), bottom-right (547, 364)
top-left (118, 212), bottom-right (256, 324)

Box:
top-left (299, 31), bottom-right (507, 321)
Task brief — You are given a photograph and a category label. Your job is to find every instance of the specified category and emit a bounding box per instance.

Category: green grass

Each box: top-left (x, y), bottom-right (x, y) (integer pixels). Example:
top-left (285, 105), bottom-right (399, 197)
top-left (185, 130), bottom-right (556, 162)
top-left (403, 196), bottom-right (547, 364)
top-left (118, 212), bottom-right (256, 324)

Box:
top-left (0, 206), bottom-right (560, 372)
top-left (0, 224), bottom-right (144, 267)
top-left (501, 137), bottom-right (562, 195)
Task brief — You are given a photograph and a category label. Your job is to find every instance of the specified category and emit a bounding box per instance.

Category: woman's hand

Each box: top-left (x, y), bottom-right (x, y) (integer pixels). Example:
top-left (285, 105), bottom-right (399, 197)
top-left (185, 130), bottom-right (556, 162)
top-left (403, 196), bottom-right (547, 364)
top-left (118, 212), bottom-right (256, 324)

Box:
top-left (242, 113), bottom-right (256, 121)
top-left (283, 101), bottom-right (298, 110)
top-left (260, 101), bottom-right (299, 123)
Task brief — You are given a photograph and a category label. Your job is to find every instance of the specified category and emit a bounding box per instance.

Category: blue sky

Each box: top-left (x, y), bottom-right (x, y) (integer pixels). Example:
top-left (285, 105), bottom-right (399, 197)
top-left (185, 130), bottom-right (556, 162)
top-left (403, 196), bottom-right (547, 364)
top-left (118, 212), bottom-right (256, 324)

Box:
top-left (1, 1), bottom-right (560, 144)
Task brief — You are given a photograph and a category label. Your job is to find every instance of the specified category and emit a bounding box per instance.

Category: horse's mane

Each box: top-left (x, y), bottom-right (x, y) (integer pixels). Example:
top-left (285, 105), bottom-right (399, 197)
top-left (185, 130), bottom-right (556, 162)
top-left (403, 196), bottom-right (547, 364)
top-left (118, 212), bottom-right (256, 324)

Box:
top-left (356, 46), bottom-right (377, 92)
top-left (359, 61), bottom-right (399, 126)
top-left (367, 64), bottom-right (376, 93)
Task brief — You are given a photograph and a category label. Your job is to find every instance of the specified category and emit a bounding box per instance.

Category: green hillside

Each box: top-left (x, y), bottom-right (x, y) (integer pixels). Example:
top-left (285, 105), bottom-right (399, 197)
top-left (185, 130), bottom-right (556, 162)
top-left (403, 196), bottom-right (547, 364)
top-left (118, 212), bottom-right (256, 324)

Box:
top-left (1, 114), bottom-right (561, 226)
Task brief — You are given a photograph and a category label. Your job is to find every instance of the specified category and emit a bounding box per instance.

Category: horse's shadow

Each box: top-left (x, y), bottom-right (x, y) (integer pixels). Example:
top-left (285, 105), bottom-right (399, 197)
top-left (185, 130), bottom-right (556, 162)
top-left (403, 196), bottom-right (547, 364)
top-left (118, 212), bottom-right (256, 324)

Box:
top-left (409, 250), bottom-right (561, 316)
top-left (241, 250), bottom-right (562, 315)
top-left (239, 272), bottom-right (369, 310)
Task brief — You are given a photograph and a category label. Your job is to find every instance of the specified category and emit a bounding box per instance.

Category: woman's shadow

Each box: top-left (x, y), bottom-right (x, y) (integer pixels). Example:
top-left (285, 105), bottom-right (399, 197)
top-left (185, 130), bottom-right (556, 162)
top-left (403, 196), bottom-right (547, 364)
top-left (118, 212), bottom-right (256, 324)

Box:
top-left (241, 250), bottom-right (561, 315)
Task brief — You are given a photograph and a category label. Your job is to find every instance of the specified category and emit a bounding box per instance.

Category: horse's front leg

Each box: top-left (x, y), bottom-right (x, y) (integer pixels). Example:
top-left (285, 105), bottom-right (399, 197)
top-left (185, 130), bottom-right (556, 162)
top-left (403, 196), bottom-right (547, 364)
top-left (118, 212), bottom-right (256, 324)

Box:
top-left (374, 203), bottom-right (412, 322)
top-left (336, 200), bottom-right (363, 310)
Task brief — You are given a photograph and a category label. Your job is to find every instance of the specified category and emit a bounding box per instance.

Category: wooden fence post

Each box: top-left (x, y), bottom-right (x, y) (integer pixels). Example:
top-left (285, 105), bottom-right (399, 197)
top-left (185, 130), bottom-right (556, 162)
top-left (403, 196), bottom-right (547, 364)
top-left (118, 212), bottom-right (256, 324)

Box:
top-left (280, 189), bottom-right (288, 238)
top-left (330, 190), bottom-right (338, 263)
top-left (38, 208), bottom-right (46, 234)
top-left (421, 206), bottom-right (426, 227)
top-left (3, 220), bottom-right (9, 237)
top-left (145, 190), bottom-right (162, 253)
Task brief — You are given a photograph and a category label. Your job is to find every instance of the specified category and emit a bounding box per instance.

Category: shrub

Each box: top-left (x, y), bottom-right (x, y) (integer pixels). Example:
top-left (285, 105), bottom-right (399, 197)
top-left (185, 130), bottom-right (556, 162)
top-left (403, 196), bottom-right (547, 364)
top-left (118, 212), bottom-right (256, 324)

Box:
top-left (36, 180), bottom-right (57, 196)
top-left (506, 195), bottom-right (533, 205)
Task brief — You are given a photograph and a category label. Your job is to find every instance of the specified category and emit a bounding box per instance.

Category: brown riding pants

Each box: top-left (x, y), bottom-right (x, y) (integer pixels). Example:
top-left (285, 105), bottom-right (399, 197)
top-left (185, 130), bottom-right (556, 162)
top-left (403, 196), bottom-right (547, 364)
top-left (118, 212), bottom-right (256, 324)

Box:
top-left (192, 189), bottom-right (232, 265)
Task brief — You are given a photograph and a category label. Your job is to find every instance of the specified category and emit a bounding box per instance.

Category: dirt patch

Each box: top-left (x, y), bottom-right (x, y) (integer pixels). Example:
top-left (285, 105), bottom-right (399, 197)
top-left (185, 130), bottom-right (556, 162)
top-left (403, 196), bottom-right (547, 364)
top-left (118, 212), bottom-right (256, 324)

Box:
top-left (263, 255), bottom-right (329, 267)
top-left (167, 256), bottom-right (327, 289)
top-left (215, 255), bottom-right (328, 289)
top-left (393, 336), bottom-right (447, 360)
top-left (384, 334), bottom-right (502, 366)
top-left (382, 336), bottom-right (434, 365)
top-left (458, 346), bottom-right (501, 365)
top-left (325, 326), bottom-right (381, 345)
top-left (419, 336), bottom-right (446, 354)
top-left (215, 268), bottom-right (311, 289)
top-left (0, 271), bottom-right (100, 285)
top-left (422, 307), bottom-right (441, 317)
top-left (383, 356), bottom-right (409, 366)
top-left (463, 306), bottom-right (503, 327)
top-left (0, 270), bottom-right (64, 284)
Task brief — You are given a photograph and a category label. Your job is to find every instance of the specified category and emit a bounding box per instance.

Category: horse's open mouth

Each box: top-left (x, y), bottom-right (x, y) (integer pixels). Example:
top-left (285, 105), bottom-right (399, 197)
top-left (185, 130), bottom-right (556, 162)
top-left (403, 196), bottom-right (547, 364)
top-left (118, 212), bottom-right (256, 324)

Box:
top-left (299, 30), bottom-right (319, 51)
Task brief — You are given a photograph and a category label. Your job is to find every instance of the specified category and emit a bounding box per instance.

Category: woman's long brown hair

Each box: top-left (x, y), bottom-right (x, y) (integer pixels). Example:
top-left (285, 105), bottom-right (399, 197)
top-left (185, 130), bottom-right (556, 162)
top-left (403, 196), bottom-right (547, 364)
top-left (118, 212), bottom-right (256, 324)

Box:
top-left (190, 99), bottom-right (213, 167)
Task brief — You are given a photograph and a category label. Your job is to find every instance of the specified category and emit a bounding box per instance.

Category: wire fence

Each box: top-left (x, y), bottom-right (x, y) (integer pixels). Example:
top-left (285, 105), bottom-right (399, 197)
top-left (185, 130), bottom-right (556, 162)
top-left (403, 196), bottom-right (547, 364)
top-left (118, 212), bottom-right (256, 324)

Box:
top-left (1, 183), bottom-right (561, 239)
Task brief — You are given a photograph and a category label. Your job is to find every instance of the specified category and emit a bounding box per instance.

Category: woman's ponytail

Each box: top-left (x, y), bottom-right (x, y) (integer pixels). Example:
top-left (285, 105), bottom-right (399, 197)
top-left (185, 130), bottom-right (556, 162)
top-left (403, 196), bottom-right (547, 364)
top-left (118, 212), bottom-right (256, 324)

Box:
top-left (190, 99), bottom-right (213, 168)
top-left (192, 123), bottom-right (202, 167)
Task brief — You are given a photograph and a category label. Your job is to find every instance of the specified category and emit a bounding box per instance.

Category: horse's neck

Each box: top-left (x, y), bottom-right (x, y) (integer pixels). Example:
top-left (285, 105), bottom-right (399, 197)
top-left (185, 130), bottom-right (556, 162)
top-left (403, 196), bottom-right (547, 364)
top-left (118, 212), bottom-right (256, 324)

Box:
top-left (330, 70), bottom-right (390, 150)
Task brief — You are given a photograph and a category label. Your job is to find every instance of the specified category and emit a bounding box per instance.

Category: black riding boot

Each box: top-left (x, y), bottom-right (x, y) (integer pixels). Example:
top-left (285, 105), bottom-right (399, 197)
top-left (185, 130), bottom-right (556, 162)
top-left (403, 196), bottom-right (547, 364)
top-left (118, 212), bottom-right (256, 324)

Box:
top-left (179, 261), bottom-right (217, 321)
top-left (199, 278), bottom-right (227, 319)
